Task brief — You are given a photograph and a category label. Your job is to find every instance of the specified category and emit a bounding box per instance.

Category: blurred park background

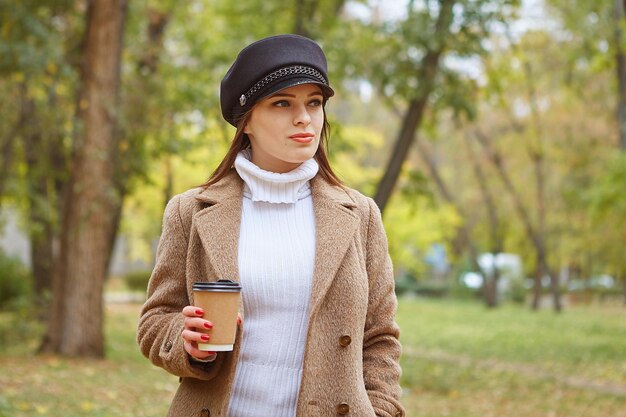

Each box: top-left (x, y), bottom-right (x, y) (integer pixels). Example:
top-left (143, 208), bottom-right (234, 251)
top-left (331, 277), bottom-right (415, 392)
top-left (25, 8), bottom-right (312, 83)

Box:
top-left (1, 0), bottom-right (625, 416)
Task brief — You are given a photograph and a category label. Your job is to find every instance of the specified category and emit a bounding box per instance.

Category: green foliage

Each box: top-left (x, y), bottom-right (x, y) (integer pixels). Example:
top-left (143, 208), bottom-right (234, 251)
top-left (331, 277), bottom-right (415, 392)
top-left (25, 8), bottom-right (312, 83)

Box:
top-left (384, 194), bottom-right (462, 279)
top-left (507, 277), bottom-right (527, 304)
top-left (394, 272), bottom-right (420, 296)
top-left (0, 299), bottom-right (42, 352)
top-left (414, 280), bottom-right (450, 298)
top-left (448, 277), bottom-right (480, 300)
top-left (2, 0), bottom-right (624, 314)
top-left (123, 270), bottom-right (152, 293)
top-left (0, 0), bottom-right (76, 75)
top-left (329, 124), bottom-right (386, 195)
top-left (0, 251), bottom-right (32, 310)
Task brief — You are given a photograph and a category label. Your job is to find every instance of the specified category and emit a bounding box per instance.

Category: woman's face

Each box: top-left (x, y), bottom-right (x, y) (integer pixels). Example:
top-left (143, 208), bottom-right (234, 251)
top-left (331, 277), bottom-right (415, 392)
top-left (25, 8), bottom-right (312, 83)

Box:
top-left (244, 83), bottom-right (324, 173)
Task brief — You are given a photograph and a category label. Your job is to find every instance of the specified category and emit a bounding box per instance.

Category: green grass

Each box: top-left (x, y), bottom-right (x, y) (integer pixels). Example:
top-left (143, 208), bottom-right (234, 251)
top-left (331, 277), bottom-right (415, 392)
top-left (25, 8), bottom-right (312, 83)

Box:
top-left (397, 298), bottom-right (626, 417)
top-left (0, 304), bottom-right (177, 417)
top-left (0, 299), bottom-right (625, 416)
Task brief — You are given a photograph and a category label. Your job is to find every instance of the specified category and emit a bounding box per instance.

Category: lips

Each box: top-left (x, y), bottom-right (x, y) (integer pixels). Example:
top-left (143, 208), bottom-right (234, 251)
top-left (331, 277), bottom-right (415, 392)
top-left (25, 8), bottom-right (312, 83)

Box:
top-left (289, 133), bottom-right (315, 143)
top-left (289, 133), bottom-right (315, 139)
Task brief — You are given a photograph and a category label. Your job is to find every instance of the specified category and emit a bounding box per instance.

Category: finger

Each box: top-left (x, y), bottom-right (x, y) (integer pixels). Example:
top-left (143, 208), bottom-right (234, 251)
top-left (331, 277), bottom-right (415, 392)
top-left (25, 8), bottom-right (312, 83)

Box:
top-left (183, 317), bottom-right (214, 331)
top-left (237, 313), bottom-right (242, 326)
top-left (181, 329), bottom-right (211, 344)
top-left (184, 341), bottom-right (216, 360)
top-left (182, 306), bottom-right (205, 317)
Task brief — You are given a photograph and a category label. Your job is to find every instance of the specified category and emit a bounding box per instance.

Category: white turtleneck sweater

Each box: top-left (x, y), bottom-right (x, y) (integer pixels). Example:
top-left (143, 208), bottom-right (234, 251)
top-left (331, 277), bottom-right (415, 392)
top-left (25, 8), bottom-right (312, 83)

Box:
top-left (227, 150), bottom-right (318, 417)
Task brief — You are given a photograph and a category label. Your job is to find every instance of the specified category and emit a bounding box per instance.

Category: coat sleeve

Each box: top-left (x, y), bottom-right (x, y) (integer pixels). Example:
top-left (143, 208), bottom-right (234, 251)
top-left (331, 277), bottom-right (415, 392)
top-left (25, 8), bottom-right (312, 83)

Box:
top-left (136, 194), bottom-right (224, 380)
top-left (363, 198), bottom-right (405, 417)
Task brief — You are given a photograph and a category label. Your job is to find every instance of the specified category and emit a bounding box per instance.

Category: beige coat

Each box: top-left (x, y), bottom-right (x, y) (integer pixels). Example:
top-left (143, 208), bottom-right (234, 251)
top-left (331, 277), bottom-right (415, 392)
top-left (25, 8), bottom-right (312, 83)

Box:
top-left (137, 170), bottom-right (404, 417)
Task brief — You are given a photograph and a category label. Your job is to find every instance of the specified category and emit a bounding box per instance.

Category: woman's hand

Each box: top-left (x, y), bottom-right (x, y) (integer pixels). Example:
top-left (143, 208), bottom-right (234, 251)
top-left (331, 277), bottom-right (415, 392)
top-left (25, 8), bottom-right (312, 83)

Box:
top-left (181, 307), bottom-right (243, 361)
top-left (181, 306), bottom-right (216, 360)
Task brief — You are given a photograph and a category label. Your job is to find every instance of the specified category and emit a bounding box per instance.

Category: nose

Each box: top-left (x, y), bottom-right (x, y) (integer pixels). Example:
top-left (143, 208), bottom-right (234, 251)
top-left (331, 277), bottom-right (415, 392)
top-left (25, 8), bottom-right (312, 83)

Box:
top-left (293, 103), bottom-right (312, 126)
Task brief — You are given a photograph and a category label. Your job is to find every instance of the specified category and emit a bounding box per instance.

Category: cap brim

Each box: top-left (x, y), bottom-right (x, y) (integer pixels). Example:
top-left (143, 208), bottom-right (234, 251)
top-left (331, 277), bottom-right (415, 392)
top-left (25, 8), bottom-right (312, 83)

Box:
top-left (228, 75), bottom-right (335, 127)
top-left (255, 76), bottom-right (335, 103)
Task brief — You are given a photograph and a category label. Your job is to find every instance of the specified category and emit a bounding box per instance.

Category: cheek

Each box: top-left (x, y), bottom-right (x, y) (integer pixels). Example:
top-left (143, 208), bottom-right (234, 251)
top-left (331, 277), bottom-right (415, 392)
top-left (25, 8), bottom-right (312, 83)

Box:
top-left (312, 112), bottom-right (325, 132)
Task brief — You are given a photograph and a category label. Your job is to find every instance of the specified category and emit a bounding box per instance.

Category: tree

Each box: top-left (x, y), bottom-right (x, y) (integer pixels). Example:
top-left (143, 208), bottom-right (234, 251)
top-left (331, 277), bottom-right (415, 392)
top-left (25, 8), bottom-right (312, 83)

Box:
top-left (614, 0), bottom-right (626, 149)
top-left (331, 0), bottom-right (516, 213)
top-left (542, 0), bottom-right (625, 303)
top-left (373, 0), bottom-right (455, 213)
top-left (0, 0), bottom-right (77, 299)
top-left (41, 0), bottom-right (129, 356)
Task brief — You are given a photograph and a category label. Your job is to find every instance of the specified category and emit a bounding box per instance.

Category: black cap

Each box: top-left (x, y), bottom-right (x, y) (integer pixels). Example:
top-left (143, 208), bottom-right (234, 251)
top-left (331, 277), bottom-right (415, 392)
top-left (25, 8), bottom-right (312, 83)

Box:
top-left (220, 34), bottom-right (335, 126)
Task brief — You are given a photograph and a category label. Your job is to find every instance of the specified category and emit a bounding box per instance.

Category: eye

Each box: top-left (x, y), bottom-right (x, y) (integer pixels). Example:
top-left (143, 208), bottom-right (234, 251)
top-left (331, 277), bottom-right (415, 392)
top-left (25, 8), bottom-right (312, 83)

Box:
top-left (308, 99), bottom-right (323, 107)
top-left (272, 100), bottom-right (290, 107)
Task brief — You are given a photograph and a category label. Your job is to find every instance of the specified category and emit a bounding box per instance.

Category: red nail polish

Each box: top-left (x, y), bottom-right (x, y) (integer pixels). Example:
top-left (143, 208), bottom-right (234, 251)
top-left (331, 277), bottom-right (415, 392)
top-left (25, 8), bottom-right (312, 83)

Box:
top-left (203, 322), bottom-right (213, 329)
top-left (201, 334), bottom-right (210, 341)
top-left (208, 351), bottom-right (217, 355)
top-left (195, 309), bottom-right (204, 316)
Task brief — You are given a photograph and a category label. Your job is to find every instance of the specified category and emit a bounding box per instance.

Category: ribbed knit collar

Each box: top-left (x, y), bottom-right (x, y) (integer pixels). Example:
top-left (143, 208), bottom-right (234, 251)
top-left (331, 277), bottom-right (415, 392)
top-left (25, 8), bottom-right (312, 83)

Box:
top-left (234, 149), bottom-right (319, 204)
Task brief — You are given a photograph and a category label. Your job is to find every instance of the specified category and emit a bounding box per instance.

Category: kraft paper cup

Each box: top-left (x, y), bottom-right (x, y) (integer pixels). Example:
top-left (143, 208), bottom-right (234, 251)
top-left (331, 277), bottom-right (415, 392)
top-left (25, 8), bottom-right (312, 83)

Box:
top-left (192, 280), bottom-right (242, 351)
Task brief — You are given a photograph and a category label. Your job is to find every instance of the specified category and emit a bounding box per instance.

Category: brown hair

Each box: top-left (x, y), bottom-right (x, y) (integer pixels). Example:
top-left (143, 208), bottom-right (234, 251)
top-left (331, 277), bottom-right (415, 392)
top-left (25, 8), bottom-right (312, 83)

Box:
top-left (201, 105), bottom-right (343, 188)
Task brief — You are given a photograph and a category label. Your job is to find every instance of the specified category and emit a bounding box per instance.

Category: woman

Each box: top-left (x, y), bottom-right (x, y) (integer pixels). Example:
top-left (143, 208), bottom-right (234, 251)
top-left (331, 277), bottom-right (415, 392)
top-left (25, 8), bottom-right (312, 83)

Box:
top-left (137, 34), bottom-right (404, 417)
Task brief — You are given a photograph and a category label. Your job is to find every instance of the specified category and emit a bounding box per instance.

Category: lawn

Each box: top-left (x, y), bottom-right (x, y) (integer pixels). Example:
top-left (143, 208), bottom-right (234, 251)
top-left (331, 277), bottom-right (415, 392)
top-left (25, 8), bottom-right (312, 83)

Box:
top-left (398, 298), bottom-right (626, 417)
top-left (0, 298), bottom-right (625, 417)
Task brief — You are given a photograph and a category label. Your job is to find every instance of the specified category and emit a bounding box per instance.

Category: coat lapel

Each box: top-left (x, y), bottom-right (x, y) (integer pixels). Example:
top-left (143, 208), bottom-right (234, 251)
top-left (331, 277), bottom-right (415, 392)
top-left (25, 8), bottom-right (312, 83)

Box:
top-left (308, 176), bottom-right (359, 318)
top-left (192, 170), bottom-right (360, 319)
top-left (193, 170), bottom-right (243, 283)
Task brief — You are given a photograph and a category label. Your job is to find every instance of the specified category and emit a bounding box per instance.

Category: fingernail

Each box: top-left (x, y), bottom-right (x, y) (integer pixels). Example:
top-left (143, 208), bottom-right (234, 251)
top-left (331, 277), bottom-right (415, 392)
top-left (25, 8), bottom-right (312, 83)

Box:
top-left (195, 309), bottom-right (204, 316)
top-left (237, 317), bottom-right (242, 325)
top-left (201, 334), bottom-right (210, 341)
top-left (208, 351), bottom-right (217, 355)
top-left (203, 322), bottom-right (213, 329)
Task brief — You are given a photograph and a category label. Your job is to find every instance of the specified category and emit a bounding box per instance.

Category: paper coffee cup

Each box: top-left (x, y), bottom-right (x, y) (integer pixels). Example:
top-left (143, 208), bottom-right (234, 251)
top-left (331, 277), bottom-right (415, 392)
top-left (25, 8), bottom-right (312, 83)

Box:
top-left (192, 280), bottom-right (242, 351)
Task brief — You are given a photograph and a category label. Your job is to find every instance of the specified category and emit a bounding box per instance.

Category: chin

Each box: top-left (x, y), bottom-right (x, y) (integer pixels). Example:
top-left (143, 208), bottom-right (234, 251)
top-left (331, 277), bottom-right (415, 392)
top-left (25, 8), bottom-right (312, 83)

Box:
top-left (293, 153), bottom-right (317, 164)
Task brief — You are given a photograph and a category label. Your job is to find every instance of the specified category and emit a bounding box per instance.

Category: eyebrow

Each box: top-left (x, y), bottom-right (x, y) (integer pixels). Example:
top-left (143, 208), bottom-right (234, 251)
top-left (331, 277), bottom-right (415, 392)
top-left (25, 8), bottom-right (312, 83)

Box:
top-left (269, 91), bottom-right (323, 98)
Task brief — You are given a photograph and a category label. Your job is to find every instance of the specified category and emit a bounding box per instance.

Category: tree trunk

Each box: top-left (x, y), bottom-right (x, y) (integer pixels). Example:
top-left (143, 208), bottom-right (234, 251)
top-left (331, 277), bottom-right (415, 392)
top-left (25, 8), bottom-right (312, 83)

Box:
top-left (21, 91), bottom-right (55, 299)
top-left (413, 139), bottom-right (486, 303)
top-left (294, 0), bottom-right (311, 37)
top-left (40, 0), bottom-right (129, 357)
top-left (623, 274), bottom-right (626, 306)
top-left (523, 53), bottom-right (562, 312)
top-left (110, 7), bottom-right (172, 273)
top-left (615, 0), bottom-right (626, 150)
top-left (464, 133), bottom-right (503, 307)
top-left (0, 129), bottom-right (17, 207)
top-left (530, 149), bottom-right (561, 311)
top-left (0, 83), bottom-right (31, 208)
top-left (375, 99), bottom-right (429, 213)
top-left (163, 156), bottom-right (174, 209)
top-left (374, 0), bottom-right (455, 213)
top-left (473, 129), bottom-right (557, 311)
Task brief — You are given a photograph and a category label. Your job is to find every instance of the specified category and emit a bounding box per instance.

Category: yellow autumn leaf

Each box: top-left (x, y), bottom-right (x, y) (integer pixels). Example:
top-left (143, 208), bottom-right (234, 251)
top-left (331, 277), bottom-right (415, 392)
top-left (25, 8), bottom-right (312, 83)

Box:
top-left (47, 62), bottom-right (58, 74)
top-left (81, 401), bottom-right (94, 411)
top-left (46, 357), bottom-right (62, 368)
top-left (15, 401), bottom-right (30, 410)
top-left (55, 83), bottom-right (67, 96)
top-left (105, 390), bottom-right (118, 400)
top-left (30, 85), bottom-right (46, 101)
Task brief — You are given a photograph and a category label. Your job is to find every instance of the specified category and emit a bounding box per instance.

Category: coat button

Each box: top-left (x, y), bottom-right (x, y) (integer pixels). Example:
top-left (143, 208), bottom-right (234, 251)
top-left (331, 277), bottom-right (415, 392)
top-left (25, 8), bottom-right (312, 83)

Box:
top-left (164, 340), bottom-right (173, 352)
top-left (200, 408), bottom-right (210, 417)
top-left (339, 335), bottom-right (351, 347)
top-left (336, 402), bottom-right (349, 415)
